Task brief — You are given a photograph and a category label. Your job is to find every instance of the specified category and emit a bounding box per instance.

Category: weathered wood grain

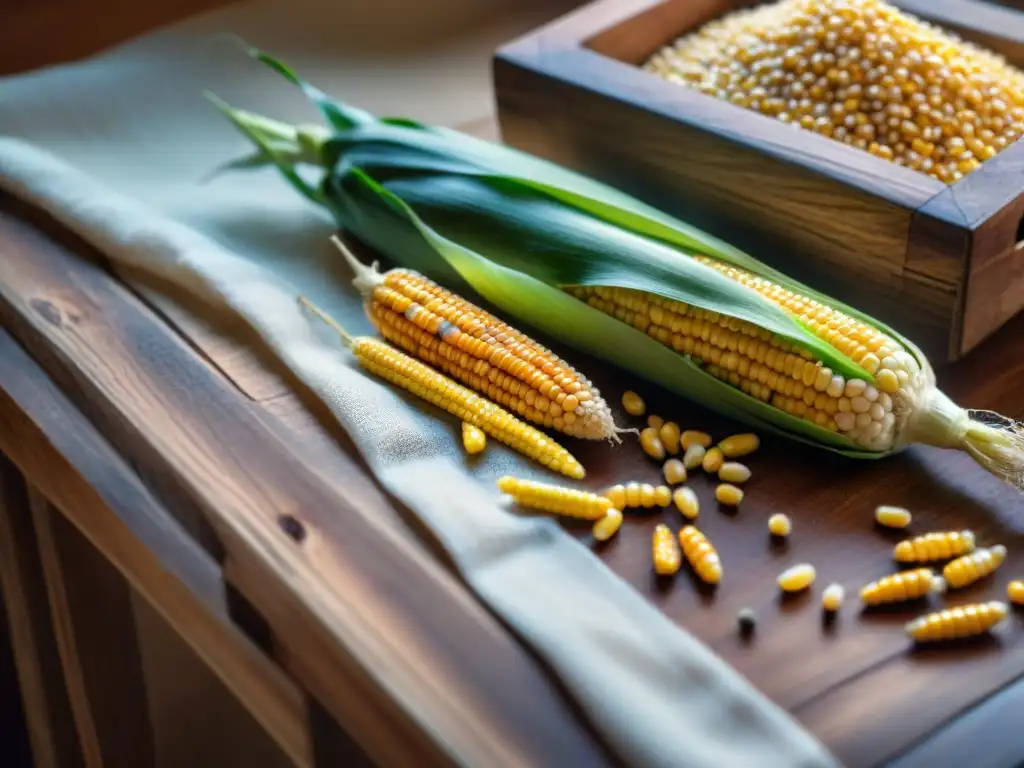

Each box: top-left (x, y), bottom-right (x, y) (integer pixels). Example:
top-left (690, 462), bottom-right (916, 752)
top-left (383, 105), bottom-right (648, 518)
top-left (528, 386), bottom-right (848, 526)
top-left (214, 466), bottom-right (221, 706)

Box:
top-left (494, 0), bottom-right (1024, 362)
top-left (0, 456), bottom-right (82, 768)
top-left (0, 201), bottom-right (610, 767)
top-left (27, 490), bottom-right (156, 768)
top-left (0, 327), bottom-right (312, 767)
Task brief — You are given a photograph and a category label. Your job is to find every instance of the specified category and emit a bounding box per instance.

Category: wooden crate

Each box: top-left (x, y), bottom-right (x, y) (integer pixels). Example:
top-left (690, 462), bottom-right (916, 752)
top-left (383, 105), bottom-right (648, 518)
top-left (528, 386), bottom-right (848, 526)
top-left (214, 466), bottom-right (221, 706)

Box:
top-left (493, 0), bottom-right (1024, 362)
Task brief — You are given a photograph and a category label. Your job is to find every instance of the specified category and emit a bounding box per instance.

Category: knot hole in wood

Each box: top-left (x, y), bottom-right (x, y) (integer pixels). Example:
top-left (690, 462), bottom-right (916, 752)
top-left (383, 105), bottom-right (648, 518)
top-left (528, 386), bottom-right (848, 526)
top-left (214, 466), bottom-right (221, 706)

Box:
top-left (277, 514), bottom-right (306, 544)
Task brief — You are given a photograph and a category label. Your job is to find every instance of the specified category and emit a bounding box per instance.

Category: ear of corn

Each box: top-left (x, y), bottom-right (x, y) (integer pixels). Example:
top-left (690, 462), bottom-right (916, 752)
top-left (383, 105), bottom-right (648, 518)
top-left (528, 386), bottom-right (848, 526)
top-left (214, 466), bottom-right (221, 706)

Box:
top-left (210, 48), bottom-right (1024, 491)
top-left (298, 297), bottom-right (585, 479)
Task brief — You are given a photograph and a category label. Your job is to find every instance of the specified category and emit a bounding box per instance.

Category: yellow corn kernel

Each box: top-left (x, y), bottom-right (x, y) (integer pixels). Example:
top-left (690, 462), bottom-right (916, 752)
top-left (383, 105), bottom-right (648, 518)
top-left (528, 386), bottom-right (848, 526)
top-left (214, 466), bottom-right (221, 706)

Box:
top-left (653, 524), bottom-right (682, 575)
top-left (497, 476), bottom-right (611, 520)
top-left (822, 583), bottom-right (845, 613)
top-left (719, 433), bottom-right (759, 458)
top-left (679, 525), bottom-right (722, 584)
top-left (718, 462), bottom-right (751, 484)
top-left (875, 505), bottom-right (912, 529)
top-left (1008, 580), bottom-right (1024, 605)
top-left (605, 483), bottom-right (670, 510)
top-left (335, 244), bottom-right (615, 440)
top-left (592, 509), bottom-right (624, 541)
top-left (663, 459), bottom-right (687, 485)
top-left (778, 563), bottom-right (816, 593)
top-left (860, 568), bottom-right (942, 605)
top-left (647, 414), bottom-right (664, 429)
top-left (703, 446), bottom-right (724, 473)
top-left (681, 430), bottom-right (713, 450)
top-left (300, 297), bottom-right (587, 479)
top-left (894, 531), bottom-right (976, 563)
top-left (715, 483), bottom-right (744, 507)
top-left (673, 487), bottom-right (699, 520)
top-left (461, 422), bottom-right (487, 455)
top-left (659, 421), bottom-right (682, 455)
top-left (905, 601), bottom-right (1008, 643)
top-left (943, 545), bottom-right (1007, 589)
top-left (622, 390), bottom-right (646, 416)
top-left (683, 443), bottom-right (707, 470)
top-left (640, 427), bottom-right (666, 460)
top-left (605, 484), bottom-right (626, 510)
top-left (768, 513), bottom-right (791, 537)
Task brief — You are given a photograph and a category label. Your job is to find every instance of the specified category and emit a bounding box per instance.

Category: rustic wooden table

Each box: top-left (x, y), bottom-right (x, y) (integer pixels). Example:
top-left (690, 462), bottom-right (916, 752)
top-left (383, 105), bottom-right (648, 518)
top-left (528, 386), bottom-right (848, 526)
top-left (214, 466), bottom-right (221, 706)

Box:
top-left (1, 2), bottom-right (1024, 766)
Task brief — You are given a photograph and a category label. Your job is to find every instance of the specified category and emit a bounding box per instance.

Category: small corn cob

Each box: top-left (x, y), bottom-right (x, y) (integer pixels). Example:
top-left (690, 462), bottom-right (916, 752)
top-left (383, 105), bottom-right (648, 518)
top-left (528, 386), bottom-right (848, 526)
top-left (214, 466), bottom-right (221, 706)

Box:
top-left (332, 237), bottom-right (617, 441)
top-left (461, 422), bottom-right (486, 455)
top-left (861, 568), bottom-right (942, 605)
top-left (497, 476), bottom-right (610, 520)
top-left (592, 509), bottom-right (624, 541)
top-left (943, 546), bottom-right (1007, 589)
top-left (905, 601), bottom-right (1008, 643)
top-left (894, 531), bottom-right (976, 563)
top-left (300, 298), bottom-right (585, 478)
top-left (653, 524), bottom-right (682, 575)
top-left (1008, 581), bottom-right (1024, 605)
top-left (604, 483), bottom-right (671, 511)
top-left (679, 525), bottom-right (722, 584)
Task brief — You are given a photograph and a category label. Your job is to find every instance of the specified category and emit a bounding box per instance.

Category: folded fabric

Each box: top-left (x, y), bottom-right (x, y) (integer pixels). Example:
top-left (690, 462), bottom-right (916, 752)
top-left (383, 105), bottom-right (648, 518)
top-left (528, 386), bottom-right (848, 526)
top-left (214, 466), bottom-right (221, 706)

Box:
top-left (0, 8), bottom-right (840, 765)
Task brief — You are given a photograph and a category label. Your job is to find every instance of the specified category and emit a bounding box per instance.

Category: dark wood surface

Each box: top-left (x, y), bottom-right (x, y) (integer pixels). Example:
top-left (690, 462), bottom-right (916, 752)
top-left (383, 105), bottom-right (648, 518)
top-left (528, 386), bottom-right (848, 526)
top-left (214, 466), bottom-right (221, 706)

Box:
top-left (495, 0), bottom-right (1024, 364)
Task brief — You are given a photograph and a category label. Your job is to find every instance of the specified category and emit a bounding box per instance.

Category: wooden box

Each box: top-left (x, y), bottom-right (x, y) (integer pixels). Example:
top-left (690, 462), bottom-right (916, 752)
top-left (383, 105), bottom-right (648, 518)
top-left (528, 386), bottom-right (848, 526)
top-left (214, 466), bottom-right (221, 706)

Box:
top-left (493, 0), bottom-right (1024, 362)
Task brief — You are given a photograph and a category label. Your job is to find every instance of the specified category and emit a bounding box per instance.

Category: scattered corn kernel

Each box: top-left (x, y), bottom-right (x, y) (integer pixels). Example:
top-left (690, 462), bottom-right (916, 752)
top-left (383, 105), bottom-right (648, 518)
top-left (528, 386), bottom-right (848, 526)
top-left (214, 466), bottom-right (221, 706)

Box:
top-left (681, 430), bottom-right (712, 450)
top-left (592, 509), bottom-right (624, 541)
top-left (622, 390), bottom-right (646, 416)
top-left (604, 483), bottom-right (671, 510)
top-left (822, 583), bottom-right (845, 613)
top-left (640, 427), bottom-right (666, 460)
top-left (894, 531), bottom-right (976, 563)
top-left (1007, 581), bottom-right (1024, 605)
top-left (768, 513), bottom-right (791, 537)
top-left (716, 483), bottom-right (744, 507)
top-left (719, 433), bottom-right (760, 458)
top-left (943, 545), bottom-right (1007, 589)
top-left (702, 446), bottom-right (724, 473)
top-left (679, 525), bottom-right (722, 584)
top-left (673, 487), bottom-right (700, 520)
top-left (683, 443), bottom-right (707, 470)
top-left (861, 568), bottom-right (941, 605)
top-left (659, 421), bottom-right (682, 455)
top-left (647, 414), bottom-right (664, 429)
top-left (874, 505), bottom-right (912, 529)
top-left (905, 601), bottom-right (1008, 643)
top-left (719, 462), bottom-right (751, 484)
top-left (653, 523), bottom-right (682, 575)
top-left (497, 476), bottom-right (611, 520)
top-left (461, 422), bottom-right (487, 455)
top-left (778, 563), bottom-right (816, 593)
top-left (663, 458), bottom-right (687, 485)
top-left (737, 607), bottom-right (757, 634)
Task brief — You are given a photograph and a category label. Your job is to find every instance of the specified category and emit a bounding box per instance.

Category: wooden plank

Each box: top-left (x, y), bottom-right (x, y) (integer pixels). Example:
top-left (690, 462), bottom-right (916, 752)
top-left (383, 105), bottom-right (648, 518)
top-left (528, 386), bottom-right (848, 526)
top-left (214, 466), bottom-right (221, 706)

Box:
top-left (0, 328), bottom-right (312, 768)
top-left (0, 456), bottom-right (82, 768)
top-left (27, 490), bottom-right (156, 767)
top-left (130, 595), bottom-right (293, 768)
top-left (0, 580), bottom-right (33, 768)
top-left (0, 200), bottom-right (609, 766)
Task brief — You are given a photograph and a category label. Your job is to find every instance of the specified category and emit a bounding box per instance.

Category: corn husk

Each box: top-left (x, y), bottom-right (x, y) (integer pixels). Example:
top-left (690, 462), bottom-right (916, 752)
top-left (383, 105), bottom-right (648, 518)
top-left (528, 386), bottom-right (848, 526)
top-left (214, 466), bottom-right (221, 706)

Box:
top-left (206, 47), bottom-right (1024, 489)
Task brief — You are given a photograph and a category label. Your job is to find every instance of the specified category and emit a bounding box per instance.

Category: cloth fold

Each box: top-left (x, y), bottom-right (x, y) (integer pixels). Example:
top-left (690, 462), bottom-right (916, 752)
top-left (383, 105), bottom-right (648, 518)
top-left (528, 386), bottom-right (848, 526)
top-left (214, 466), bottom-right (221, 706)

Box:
top-left (0, 8), bottom-right (840, 765)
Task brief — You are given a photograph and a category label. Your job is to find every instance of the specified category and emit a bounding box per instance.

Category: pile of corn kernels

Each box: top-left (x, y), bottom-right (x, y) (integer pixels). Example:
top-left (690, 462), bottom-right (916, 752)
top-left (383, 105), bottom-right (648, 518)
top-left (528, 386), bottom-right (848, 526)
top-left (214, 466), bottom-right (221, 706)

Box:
top-left (643, 0), bottom-right (1024, 183)
top-left (497, 388), bottom-right (1023, 644)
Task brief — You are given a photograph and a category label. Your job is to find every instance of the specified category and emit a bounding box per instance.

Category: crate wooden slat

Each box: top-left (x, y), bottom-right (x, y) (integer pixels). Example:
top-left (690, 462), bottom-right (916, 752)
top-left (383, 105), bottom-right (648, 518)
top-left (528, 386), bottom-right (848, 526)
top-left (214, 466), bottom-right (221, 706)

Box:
top-left (494, 0), bottom-right (1024, 362)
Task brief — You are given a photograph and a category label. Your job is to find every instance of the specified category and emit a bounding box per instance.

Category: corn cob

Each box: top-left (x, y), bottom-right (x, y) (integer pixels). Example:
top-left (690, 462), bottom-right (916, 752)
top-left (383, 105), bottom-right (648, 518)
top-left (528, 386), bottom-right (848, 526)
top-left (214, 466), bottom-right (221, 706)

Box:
top-left (215, 51), bottom-right (1024, 492)
top-left (330, 236), bottom-right (617, 441)
top-left (905, 602), bottom-right (1008, 643)
top-left (299, 298), bottom-right (585, 479)
top-left (894, 530), bottom-right (975, 563)
top-left (678, 525), bottom-right (722, 584)
top-left (942, 546), bottom-right (1007, 589)
top-left (860, 568), bottom-right (942, 605)
top-left (644, 0), bottom-right (1024, 184)
top-left (496, 476), bottom-right (610, 519)
top-left (653, 524), bottom-right (682, 575)
top-left (604, 483), bottom-right (672, 511)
